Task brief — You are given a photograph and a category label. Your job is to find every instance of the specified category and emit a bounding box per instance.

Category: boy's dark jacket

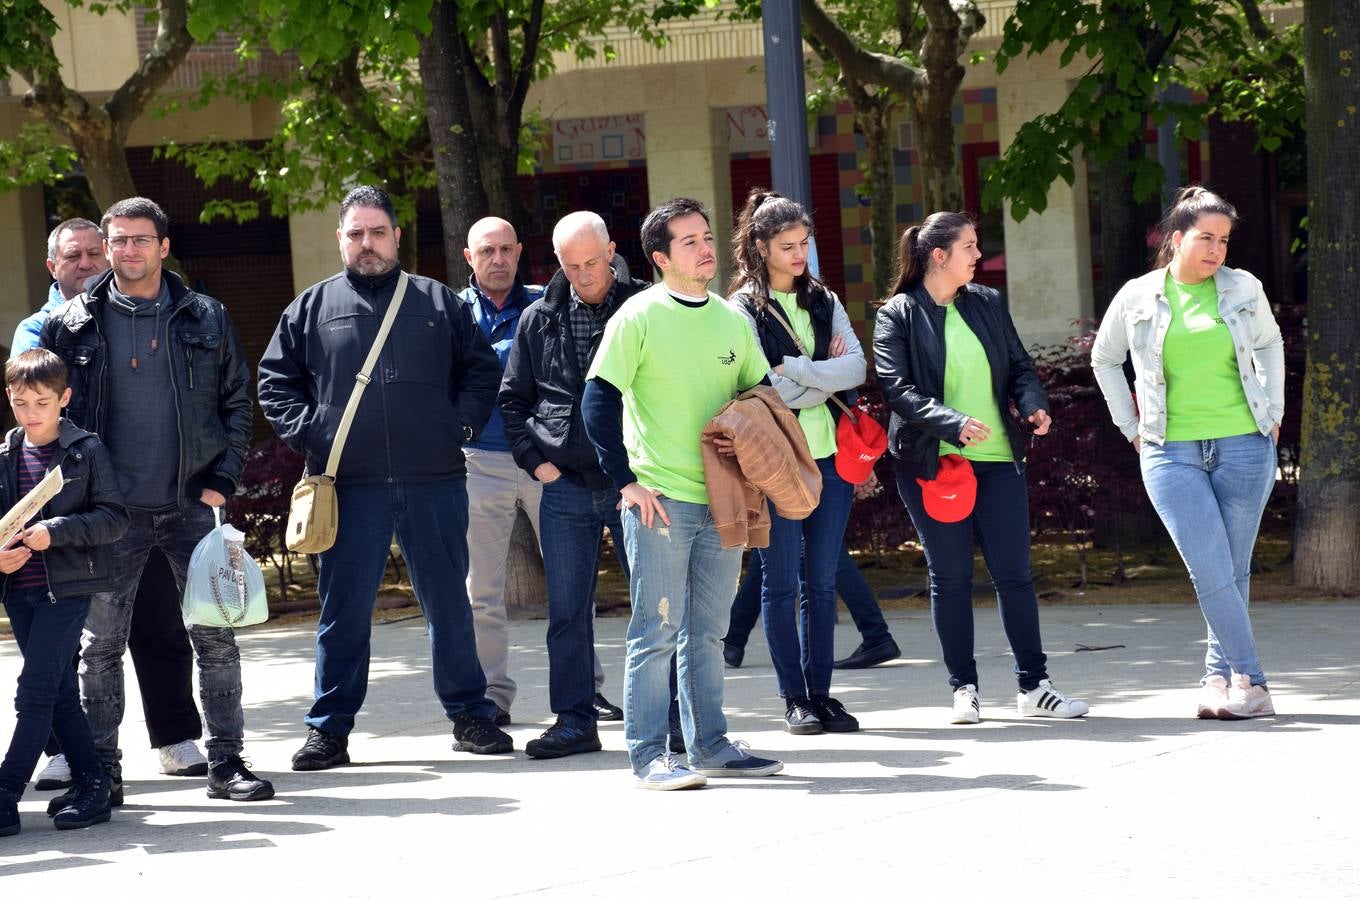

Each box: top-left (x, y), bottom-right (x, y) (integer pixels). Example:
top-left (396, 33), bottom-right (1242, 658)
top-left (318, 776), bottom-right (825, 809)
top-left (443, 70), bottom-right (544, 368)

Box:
top-left (0, 419), bottom-right (129, 600)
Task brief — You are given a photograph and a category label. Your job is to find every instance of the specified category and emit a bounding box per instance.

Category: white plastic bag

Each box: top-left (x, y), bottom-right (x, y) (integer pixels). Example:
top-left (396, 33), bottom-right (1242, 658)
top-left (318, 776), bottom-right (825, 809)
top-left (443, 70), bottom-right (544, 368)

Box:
top-left (182, 507), bottom-right (269, 628)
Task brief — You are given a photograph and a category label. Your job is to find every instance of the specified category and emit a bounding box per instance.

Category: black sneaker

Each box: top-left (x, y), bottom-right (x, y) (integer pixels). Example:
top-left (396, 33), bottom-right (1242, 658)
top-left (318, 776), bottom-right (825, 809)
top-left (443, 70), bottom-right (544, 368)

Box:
top-left (452, 713), bottom-right (513, 754)
top-left (525, 721), bottom-right (603, 759)
top-left (206, 756), bottom-right (275, 802)
top-left (593, 692), bottom-right (623, 721)
top-left (494, 706), bottom-right (512, 727)
top-left (722, 641), bottom-right (745, 669)
top-left (810, 696), bottom-right (860, 733)
top-left (784, 697), bottom-right (824, 735)
top-left (292, 727), bottom-right (350, 772)
top-left (47, 772), bottom-right (121, 817)
top-left (833, 636), bottom-right (902, 669)
top-left (0, 791), bottom-right (20, 837)
top-left (52, 770), bottom-right (112, 830)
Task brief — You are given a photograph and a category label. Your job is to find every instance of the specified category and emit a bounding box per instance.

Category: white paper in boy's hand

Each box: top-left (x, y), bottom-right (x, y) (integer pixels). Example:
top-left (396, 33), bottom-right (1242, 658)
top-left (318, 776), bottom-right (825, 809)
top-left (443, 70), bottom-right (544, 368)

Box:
top-left (0, 465), bottom-right (63, 547)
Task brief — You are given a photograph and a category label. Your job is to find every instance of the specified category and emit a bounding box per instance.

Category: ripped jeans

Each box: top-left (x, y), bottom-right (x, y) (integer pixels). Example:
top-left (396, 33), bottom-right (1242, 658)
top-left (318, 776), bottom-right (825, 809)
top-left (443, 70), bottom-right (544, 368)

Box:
top-left (80, 503), bottom-right (245, 777)
top-left (621, 497), bottom-right (742, 774)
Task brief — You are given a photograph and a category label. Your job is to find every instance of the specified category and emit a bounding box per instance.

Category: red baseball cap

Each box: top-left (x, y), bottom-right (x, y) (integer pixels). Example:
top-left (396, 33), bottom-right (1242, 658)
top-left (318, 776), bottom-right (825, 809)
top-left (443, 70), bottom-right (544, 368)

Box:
top-left (915, 454), bottom-right (976, 523)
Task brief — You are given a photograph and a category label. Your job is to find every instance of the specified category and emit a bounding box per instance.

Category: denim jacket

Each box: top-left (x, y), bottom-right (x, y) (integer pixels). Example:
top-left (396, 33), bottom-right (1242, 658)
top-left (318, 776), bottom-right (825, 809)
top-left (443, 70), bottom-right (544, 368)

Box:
top-left (1091, 265), bottom-right (1284, 446)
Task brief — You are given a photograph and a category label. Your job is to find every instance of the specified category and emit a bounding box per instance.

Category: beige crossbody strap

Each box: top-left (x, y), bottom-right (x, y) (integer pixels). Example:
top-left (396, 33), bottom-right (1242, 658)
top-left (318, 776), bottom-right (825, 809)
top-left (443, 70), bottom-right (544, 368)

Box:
top-left (321, 270), bottom-right (410, 477)
top-left (764, 296), bottom-right (856, 421)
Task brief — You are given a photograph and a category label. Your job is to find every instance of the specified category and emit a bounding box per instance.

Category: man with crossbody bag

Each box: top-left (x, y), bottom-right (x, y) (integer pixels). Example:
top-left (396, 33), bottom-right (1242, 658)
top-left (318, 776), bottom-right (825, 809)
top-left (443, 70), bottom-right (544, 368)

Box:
top-left (258, 186), bottom-right (508, 771)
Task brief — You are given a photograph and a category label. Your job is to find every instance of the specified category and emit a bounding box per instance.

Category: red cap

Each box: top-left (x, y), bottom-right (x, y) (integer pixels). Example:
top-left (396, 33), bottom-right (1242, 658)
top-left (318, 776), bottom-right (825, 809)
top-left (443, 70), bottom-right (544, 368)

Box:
top-left (834, 409), bottom-right (888, 485)
top-left (915, 454), bottom-right (976, 523)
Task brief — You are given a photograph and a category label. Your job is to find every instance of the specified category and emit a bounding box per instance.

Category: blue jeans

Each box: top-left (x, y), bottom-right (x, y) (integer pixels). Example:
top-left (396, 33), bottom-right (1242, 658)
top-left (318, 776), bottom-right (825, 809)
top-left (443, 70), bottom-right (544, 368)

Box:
top-left (725, 547), bottom-right (892, 649)
top-left (896, 460), bottom-right (1048, 691)
top-left (1140, 432), bottom-right (1276, 685)
top-left (540, 477), bottom-right (630, 728)
top-left (309, 477), bottom-right (494, 736)
top-left (0, 589), bottom-right (98, 796)
top-left (82, 503), bottom-right (244, 775)
top-left (622, 497), bottom-right (741, 773)
top-left (755, 456), bottom-right (854, 697)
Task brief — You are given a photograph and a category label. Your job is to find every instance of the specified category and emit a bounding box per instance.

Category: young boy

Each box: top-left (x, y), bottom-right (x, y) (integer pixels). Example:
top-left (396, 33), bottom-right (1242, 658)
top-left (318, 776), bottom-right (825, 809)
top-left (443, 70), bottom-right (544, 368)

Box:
top-left (0, 349), bottom-right (128, 835)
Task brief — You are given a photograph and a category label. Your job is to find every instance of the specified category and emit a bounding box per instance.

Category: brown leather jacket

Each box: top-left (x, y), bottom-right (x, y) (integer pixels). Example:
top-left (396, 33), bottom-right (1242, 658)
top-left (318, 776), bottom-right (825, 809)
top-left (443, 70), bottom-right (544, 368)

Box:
top-left (701, 386), bottom-right (822, 549)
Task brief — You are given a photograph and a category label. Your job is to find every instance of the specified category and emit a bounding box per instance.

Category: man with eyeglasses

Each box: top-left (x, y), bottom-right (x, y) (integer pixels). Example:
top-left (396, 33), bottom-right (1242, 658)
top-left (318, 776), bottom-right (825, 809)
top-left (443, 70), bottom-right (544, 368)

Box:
top-left (13, 219), bottom-right (210, 793)
top-left (498, 211), bottom-right (651, 759)
top-left (40, 197), bottom-right (272, 805)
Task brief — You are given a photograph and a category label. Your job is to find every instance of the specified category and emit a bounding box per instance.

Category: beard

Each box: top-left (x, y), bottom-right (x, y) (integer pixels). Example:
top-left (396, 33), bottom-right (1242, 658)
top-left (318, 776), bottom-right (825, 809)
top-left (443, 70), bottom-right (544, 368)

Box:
top-left (349, 252), bottom-right (397, 276)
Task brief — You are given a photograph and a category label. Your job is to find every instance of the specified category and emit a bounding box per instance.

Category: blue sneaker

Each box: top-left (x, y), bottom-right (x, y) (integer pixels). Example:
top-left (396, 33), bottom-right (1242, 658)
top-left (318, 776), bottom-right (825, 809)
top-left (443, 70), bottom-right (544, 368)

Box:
top-left (692, 740), bottom-right (783, 777)
top-left (635, 753), bottom-right (706, 791)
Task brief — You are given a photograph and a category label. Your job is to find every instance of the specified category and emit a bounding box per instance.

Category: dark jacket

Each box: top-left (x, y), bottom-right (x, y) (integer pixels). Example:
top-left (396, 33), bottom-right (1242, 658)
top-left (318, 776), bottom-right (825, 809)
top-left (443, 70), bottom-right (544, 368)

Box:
top-left (39, 268), bottom-right (254, 502)
top-left (872, 283), bottom-right (1048, 479)
top-left (257, 267), bottom-right (501, 483)
top-left (499, 269), bottom-right (649, 489)
top-left (0, 420), bottom-right (129, 600)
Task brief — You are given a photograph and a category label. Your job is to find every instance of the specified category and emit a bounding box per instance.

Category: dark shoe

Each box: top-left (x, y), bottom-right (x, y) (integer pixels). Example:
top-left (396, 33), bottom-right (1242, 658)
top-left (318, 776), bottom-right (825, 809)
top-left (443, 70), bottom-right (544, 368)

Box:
top-left (52, 771), bottom-right (112, 830)
top-left (48, 773), bottom-right (121, 817)
top-left (0, 791), bottom-right (20, 837)
top-left (784, 697), bottom-right (824, 735)
top-left (525, 720), bottom-right (603, 759)
top-left (833, 636), bottom-right (901, 670)
top-left (593, 692), bottom-right (623, 721)
top-left (292, 727), bottom-right (350, 772)
top-left (811, 696), bottom-right (860, 733)
top-left (206, 756), bottom-right (275, 802)
top-left (452, 713), bottom-right (514, 754)
top-left (722, 641), bottom-right (744, 669)
top-left (494, 706), bottom-right (512, 727)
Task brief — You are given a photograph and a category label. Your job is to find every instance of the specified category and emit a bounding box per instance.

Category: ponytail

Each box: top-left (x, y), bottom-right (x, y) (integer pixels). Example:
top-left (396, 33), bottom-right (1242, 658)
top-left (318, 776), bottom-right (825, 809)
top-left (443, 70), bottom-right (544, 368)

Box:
top-left (886, 212), bottom-right (973, 300)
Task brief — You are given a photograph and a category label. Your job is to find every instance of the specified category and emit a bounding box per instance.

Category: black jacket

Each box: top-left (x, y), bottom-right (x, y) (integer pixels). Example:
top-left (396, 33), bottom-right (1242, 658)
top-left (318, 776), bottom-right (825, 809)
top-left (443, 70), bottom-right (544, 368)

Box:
top-left (258, 267), bottom-right (501, 482)
top-left (872, 283), bottom-right (1048, 479)
top-left (39, 268), bottom-right (254, 502)
top-left (499, 269), bottom-right (650, 489)
top-left (0, 420), bottom-right (129, 600)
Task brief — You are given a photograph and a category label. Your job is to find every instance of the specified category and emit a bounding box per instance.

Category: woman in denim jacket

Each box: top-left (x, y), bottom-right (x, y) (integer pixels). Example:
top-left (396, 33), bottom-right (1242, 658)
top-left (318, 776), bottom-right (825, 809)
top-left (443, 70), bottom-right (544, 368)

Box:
top-left (1092, 186), bottom-right (1284, 720)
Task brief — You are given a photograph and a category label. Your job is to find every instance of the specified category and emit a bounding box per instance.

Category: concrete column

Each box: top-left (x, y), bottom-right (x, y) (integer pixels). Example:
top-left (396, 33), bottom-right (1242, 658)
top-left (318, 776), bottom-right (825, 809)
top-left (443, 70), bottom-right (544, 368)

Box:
top-left (288, 206), bottom-right (340, 296)
top-left (997, 78), bottom-right (1094, 348)
top-left (0, 186), bottom-right (54, 354)
top-left (644, 106), bottom-right (735, 287)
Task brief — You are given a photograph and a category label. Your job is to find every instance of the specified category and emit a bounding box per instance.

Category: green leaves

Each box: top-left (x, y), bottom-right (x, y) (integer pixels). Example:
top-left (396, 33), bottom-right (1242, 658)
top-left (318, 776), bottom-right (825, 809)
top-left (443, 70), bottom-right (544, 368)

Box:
top-left (0, 122), bottom-right (80, 193)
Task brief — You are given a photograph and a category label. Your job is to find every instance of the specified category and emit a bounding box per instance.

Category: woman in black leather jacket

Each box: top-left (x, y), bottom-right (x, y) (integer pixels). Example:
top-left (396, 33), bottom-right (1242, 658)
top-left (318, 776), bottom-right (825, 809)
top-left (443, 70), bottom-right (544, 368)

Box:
top-left (873, 212), bottom-right (1088, 725)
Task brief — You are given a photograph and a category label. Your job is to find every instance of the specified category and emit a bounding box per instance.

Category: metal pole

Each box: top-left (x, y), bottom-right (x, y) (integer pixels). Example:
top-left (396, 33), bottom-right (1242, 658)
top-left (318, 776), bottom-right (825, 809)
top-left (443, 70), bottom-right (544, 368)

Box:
top-left (762, 0), bottom-right (820, 276)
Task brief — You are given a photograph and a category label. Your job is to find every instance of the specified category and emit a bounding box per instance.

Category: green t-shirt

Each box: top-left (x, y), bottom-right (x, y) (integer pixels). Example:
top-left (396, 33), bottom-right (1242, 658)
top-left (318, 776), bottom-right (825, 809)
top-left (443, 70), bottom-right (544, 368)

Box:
top-left (771, 289), bottom-right (837, 460)
top-left (940, 302), bottom-right (1012, 462)
top-left (588, 284), bottom-right (770, 504)
top-left (1162, 273), bottom-right (1258, 441)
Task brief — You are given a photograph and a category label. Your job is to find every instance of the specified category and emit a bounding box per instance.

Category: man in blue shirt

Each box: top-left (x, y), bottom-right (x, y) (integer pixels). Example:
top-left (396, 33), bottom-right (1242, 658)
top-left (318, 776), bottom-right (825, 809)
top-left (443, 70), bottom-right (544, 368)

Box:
top-left (457, 218), bottom-right (544, 725)
top-left (11, 219), bottom-right (105, 355)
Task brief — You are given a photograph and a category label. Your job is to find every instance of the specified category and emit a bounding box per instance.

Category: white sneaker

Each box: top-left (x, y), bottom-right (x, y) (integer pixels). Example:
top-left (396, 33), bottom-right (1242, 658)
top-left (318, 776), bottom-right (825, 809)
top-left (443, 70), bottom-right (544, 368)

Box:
top-left (35, 753), bottom-right (72, 790)
top-left (1218, 674), bottom-right (1274, 720)
top-left (1017, 679), bottom-right (1089, 718)
top-left (159, 740), bottom-right (209, 776)
top-left (950, 684), bottom-right (981, 724)
top-left (1197, 674), bottom-right (1230, 719)
top-left (635, 752), bottom-right (707, 791)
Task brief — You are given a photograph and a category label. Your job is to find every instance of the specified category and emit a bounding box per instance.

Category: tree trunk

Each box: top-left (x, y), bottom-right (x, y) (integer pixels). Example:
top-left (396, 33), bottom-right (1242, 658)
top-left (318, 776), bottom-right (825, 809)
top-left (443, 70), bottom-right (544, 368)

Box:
top-left (419, 0), bottom-right (488, 290)
top-left (1294, 0), bottom-right (1360, 592)
top-left (64, 118), bottom-right (138, 211)
top-left (852, 91), bottom-right (896, 301)
top-left (1097, 140), bottom-right (1155, 315)
top-left (912, 75), bottom-right (964, 212)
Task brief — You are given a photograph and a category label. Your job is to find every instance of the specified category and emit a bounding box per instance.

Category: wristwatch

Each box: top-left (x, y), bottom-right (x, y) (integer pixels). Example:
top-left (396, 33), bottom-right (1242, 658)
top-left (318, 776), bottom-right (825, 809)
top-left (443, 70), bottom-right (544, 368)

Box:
top-left (463, 424), bottom-right (474, 442)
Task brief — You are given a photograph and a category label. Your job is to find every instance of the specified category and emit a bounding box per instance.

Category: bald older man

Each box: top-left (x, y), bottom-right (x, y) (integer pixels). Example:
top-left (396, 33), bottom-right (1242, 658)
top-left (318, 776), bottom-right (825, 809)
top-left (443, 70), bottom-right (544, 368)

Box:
top-left (457, 218), bottom-right (546, 725)
top-left (499, 212), bottom-right (652, 757)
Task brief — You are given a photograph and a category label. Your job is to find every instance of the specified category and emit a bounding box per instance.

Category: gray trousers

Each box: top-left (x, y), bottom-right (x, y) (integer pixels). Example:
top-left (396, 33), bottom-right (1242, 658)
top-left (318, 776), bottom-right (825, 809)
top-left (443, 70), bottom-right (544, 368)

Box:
top-left (464, 449), bottom-right (606, 712)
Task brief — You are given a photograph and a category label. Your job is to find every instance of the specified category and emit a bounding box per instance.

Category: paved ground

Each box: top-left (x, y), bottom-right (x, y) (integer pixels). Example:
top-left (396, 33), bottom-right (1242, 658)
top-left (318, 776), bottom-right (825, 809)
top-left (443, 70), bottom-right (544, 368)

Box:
top-left (0, 599), bottom-right (1356, 897)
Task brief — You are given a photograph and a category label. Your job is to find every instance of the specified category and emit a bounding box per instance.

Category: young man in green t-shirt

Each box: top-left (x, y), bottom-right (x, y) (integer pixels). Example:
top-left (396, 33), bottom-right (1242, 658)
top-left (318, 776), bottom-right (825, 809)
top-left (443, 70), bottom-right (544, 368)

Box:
top-left (582, 198), bottom-right (783, 790)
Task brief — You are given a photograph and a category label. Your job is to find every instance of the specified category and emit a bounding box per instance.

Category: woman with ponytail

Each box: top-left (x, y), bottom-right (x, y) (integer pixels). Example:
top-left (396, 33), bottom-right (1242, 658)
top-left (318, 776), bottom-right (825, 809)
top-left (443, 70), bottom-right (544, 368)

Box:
top-left (727, 188), bottom-right (867, 735)
top-left (873, 212), bottom-right (1089, 724)
top-left (1092, 186), bottom-right (1283, 719)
